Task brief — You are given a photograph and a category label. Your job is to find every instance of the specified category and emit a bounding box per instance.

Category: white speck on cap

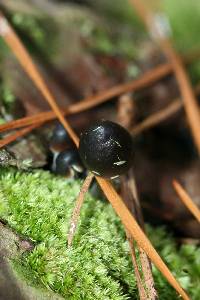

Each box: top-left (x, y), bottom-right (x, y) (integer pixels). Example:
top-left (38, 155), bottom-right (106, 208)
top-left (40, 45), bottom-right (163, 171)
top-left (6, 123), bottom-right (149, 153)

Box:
top-left (113, 161), bottom-right (126, 166)
top-left (110, 175), bottom-right (119, 180)
top-left (92, 170), bottom-right (100, 176)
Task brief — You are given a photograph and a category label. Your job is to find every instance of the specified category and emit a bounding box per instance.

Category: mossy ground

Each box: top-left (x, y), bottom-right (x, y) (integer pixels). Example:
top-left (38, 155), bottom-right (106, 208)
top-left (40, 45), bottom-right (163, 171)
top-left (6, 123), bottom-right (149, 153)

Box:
top-left (0, 168), bottom-right (199, 299)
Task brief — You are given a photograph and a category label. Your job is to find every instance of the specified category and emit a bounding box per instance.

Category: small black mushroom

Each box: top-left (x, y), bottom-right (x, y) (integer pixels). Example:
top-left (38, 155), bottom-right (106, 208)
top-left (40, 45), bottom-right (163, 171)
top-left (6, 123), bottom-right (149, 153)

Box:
top-left (50, 122), bottom-right (73, 152)
top-left (78, 120), bottom-right (134, 179)
top-left (55, 148), bottom-right (84, 177)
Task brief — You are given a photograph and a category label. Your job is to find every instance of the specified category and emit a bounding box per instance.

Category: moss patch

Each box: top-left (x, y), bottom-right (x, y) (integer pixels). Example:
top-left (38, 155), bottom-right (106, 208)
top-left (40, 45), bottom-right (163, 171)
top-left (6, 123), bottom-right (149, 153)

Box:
top-left (0, 168), bottom-right (199, 299)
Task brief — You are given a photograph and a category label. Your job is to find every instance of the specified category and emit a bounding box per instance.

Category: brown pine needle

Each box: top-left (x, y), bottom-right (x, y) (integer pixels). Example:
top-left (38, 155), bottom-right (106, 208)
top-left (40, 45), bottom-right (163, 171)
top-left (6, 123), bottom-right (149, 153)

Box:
top-left (0, 13), bottom-right (79, 147)
top-left (0, 63), bottom-right (173, 134)
top-left (97, 177), bottom-right (190, 300)
top-left (0, 12), bottom-right (190, 300)
top-left (125, 230), bottom-right (147, 300)
top-left (0, 51), bottom-right (199, 134)
top-left (1, 80), bottom-right (200, 148)
top-left (129, 0), bottom-right (200, 155)
top-left (0, 111), bottom-right (54, 133)
top-left (0, 123), bottom-right (41, 148)
top-left (0, 80), bottom-right (200, 150)
top-left (132, 82), bottom-right (200, 135)
top-left (132, 99), bottom-right (182, 135)
top-left (121, 163), bottom-right (157, 297)
top-left (162, 40), bottom-right (200, 155)
top-left (68, 173), bottom-right (94, 247)
top-left (173, 180), bottom-right (200, 223)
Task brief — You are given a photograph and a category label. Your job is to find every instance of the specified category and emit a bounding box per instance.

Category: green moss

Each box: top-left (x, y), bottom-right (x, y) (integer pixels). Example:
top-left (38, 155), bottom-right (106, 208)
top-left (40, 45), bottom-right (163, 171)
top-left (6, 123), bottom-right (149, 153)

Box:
top-left (163, 0), bottom-right (200, 53)
top-left (0, 168), bottom-right (199, 299)
top-left (11, 13), bottom-right (58, 60)
top-left (0, 83), bottom-right (16, 113)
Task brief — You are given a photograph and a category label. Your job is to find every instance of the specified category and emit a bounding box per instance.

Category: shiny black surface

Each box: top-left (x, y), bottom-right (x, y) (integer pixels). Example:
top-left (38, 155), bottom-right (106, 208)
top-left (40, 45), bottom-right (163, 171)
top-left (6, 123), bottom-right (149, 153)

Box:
top-left (55, 149), bottom-right (83, 175)
top-left (50, 123), bottom-right (72, 152)
top-left (79, 120), bottom-right (133, 178)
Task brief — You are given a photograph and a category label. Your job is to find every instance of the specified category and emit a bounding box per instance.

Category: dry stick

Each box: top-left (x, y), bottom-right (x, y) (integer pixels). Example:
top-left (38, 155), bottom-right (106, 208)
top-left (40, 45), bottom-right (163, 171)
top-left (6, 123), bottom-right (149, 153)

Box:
top-left (129, 0), bottom-right (200, 155)
top-left (0, 50), bottom-right (200, 134)
top-left (68, 173), bottom-right (94, 247)
top-left (173, 180), bottom-right (200, 223)
top-left (0, 13), bottom-right (190, 300)
top-left (0, 123), bottom-right (41, 148)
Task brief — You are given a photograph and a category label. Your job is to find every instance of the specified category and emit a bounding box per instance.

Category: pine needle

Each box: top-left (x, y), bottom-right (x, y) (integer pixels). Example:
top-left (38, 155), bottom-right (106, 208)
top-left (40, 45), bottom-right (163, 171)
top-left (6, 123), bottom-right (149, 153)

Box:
top-left (173, 180), bottom-right (200, 223)
top-left (97, 178), bottom-right (190, 300)
top-left (0, 123), bottom-right (41, 148)
top-left (129, 0), bottom-right (200, 155)
top-left (0, 51), bottom-right (198, 134)
top-left (68, 173), bottom-right (94, 247)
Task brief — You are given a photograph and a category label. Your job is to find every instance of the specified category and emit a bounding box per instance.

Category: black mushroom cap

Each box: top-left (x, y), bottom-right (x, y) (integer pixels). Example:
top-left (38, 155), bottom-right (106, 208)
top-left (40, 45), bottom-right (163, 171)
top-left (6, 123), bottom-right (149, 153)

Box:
top-left (55, 149), bottom-right (84, 176)
top-left (78, 120), bottom-right (134, 178)
top-left (50, 122), bottom-right (73, 152)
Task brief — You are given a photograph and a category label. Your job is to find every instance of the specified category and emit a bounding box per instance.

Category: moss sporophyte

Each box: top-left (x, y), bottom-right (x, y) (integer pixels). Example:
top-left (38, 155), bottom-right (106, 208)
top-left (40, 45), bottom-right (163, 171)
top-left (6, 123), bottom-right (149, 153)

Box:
top-left (0, 168), bottom-right (199, 300)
